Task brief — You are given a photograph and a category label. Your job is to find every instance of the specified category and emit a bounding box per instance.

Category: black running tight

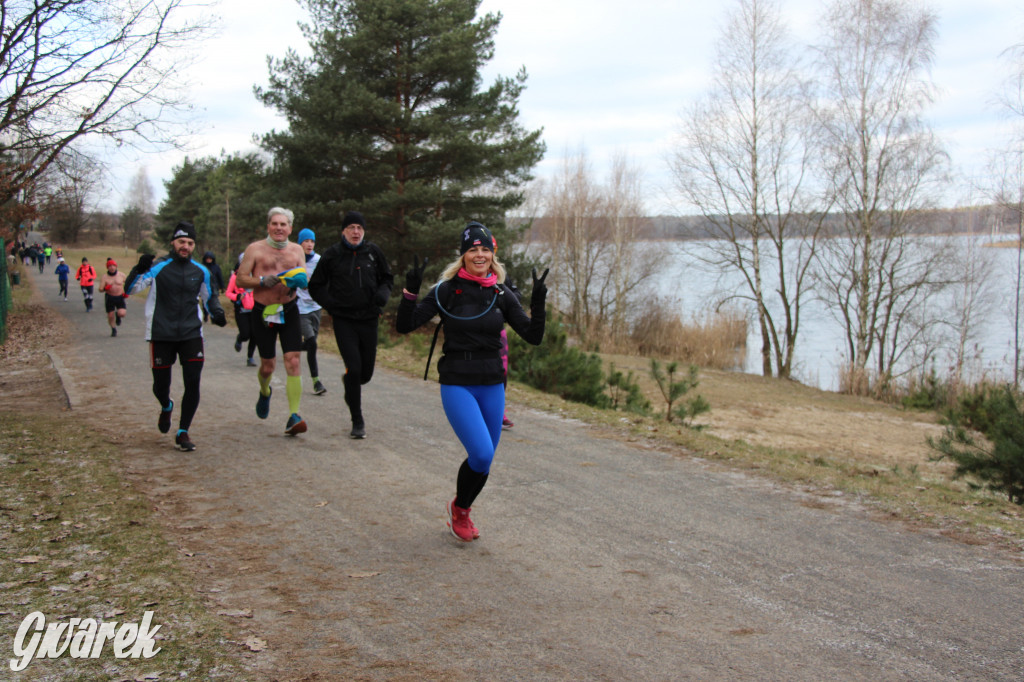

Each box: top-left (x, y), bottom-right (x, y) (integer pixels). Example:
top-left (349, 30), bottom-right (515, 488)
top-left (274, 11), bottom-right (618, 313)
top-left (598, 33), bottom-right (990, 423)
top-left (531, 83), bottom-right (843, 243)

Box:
top-left (151, 361), bottom-right (203, 432)
top-left (304, 336), bottom-right (319, 377)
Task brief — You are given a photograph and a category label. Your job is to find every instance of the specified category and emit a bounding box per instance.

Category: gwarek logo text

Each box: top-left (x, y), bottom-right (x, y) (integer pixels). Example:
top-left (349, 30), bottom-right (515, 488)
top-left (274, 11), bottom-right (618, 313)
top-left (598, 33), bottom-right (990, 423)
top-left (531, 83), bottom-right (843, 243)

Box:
top-left (9, 611), bottom-right (161, 671)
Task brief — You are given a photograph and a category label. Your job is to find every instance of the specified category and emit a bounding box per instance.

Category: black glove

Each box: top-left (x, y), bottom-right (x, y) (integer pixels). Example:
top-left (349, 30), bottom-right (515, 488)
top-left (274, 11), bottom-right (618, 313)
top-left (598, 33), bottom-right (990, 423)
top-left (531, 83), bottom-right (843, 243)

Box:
top-left (210, 309), bottom-right (227, 327)
top-left (405, 255), bottom-right (428, 295)
top-left (531, 267), bottom-right (549, 304)
top-left (136, 253), bottom-right (155, 274)
top-left (374, 288), bottom-right (390, 307)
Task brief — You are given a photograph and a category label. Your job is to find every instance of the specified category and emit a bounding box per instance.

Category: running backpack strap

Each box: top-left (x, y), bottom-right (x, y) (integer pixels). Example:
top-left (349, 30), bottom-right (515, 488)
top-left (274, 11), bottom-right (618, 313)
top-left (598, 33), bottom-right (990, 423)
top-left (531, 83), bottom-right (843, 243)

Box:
top-left (423, 282), bottom-right (450, 380)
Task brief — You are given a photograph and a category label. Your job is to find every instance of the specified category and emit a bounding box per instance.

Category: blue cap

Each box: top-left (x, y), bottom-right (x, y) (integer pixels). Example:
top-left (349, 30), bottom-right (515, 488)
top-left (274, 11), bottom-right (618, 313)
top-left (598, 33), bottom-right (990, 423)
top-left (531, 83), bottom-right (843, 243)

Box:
top-left (297, 228), bottom-right (315, 244)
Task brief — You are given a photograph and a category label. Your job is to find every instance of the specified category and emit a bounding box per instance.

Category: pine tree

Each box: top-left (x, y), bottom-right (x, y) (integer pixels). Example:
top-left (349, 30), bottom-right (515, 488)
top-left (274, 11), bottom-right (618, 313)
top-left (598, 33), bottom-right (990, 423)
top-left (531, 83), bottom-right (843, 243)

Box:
top-left (257, 0), bottom-right (545, 266)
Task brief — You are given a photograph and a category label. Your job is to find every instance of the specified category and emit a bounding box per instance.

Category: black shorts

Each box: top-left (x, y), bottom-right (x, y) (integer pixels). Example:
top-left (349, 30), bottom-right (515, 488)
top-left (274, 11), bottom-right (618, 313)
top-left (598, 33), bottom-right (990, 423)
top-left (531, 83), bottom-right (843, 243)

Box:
top-left (104, 293), bottom-right (126, 313)
top-left (150, 338), bottom-right (205, 369)
top-left (251, 299), bottom-right (302, 359)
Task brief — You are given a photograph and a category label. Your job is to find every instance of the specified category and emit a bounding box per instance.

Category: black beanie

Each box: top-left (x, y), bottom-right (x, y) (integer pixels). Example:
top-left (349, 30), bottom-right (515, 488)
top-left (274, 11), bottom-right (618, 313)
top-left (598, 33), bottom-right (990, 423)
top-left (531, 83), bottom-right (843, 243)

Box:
top-left (342, 211), bottom-right (366, 228)
top-left (460, 221), bottom-right (495, 254)
top-left (171, 221), bottom-right (197, 242)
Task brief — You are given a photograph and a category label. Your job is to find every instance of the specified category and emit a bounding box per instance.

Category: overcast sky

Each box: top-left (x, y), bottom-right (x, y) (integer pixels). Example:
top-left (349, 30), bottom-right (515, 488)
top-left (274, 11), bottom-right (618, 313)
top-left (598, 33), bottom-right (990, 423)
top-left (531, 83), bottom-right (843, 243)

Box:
top-left (102, 0), bottom-right (1024, 217)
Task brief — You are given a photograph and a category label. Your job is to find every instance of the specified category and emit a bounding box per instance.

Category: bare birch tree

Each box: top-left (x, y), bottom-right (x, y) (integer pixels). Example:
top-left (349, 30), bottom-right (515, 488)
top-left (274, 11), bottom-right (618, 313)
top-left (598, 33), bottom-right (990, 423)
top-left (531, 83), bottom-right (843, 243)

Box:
top-left (671, 0), bottom-right (820, 378)
top-left (0, 0), bottom-right (214, 239)
top-left (534, 149), bottom-right (658, 345)
top-left (990, 41), bottom-right (1024, 387)
top-left (811, 0), bottom-right (950, 389)
top-left (37, 149), bottom-right (103, 243)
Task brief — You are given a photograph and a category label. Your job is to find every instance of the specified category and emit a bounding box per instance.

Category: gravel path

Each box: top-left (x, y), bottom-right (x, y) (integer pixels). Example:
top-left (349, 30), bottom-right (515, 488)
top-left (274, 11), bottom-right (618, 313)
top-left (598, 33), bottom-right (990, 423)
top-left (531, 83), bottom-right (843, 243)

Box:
top-left (30, 262), bottom-right (1024, 681)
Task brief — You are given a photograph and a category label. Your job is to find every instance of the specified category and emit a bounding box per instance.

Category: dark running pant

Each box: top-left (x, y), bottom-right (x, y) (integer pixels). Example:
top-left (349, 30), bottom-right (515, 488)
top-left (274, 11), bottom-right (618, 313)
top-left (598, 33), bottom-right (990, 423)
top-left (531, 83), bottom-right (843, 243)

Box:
top-left (332, 317), bottom-right (379, 426)
top-left (58, 280), bottom-right (68, 297)
top-left (233, 309), bottom-right (257, 359)
top-left (150, 338), bottom-right (204, 433)
top-left (80, 285), bottom-right (94, 310)
top-left (301, 310), bottom-right (322, 378)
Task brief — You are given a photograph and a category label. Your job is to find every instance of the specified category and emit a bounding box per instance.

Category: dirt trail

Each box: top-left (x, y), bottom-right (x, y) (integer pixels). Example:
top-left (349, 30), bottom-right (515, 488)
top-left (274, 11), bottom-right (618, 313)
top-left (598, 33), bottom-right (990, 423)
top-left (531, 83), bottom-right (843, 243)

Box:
top-left (24, 264), bottom-right (1024, 680)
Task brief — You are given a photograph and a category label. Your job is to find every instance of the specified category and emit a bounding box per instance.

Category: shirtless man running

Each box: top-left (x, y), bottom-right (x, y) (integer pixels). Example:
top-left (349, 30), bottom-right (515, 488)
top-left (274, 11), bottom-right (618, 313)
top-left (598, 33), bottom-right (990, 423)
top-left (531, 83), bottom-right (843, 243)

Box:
top-left (236, 207), bottom-right (310, 435)
top-left (99, 258), bottom-right (128, 337)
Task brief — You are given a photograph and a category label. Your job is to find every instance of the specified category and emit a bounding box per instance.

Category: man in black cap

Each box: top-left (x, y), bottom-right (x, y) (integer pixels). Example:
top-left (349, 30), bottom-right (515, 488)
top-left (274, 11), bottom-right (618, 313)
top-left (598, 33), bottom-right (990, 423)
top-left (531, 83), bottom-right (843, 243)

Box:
top-left (124, 221), bottom-right (227, 451)
top-left (308, 210), bottom-right (394, 438)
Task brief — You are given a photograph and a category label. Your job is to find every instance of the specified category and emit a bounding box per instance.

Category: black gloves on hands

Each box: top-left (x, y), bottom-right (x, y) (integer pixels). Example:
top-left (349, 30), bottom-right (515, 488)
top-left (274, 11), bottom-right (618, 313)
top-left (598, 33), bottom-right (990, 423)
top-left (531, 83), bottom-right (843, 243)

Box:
top-left (136, 253), bottom-right (155, 274)
top-left (405, 255), bottom-right (428, 295)
top-left (210, 309), bottom-right (227, 327)
top-left (531, 267), bottom-right (549, 304)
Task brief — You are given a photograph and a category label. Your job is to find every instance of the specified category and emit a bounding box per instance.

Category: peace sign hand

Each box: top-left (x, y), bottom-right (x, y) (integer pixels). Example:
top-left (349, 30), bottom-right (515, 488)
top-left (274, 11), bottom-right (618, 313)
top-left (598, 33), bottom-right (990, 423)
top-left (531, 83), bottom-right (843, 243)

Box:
top-left (531, 267), bottom-right (549, 303)
top-left (405, 255), bottom-right (428, 295)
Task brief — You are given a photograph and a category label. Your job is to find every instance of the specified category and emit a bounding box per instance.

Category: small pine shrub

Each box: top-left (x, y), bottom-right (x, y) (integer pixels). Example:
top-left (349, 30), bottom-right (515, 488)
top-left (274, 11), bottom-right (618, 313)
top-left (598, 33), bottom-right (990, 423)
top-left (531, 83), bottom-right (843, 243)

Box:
top-left (607, 363), bottom-right (650, 415)
top-left (508, 314), bottom-right (610, 408)
top-left (944, 383), bottom-right (1007, 434)
top-left (649, 359), bottom-right (710, 427)
top-left (901, 369), bottom-right (949, 410)
top-left (136, 239), bottom-right (155, 256)
top-left (928, 386), bottom-right (1024, 505)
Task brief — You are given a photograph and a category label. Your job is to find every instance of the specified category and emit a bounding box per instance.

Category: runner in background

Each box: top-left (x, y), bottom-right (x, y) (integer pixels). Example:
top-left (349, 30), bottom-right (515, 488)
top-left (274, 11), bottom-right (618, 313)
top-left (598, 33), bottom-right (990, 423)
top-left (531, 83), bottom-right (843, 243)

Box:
top-left (296, 228), bottom-right (326, 395)
top-left (75, 257), bottom-right (96, 312)
top-left (54, 257), bottom-right (70, 301)
top-left (99, 258), bottom-right (128, 337)
top-left (225, 254), bottom-right (257, 367)
top-left (308, 210), bottom-right (394, 439)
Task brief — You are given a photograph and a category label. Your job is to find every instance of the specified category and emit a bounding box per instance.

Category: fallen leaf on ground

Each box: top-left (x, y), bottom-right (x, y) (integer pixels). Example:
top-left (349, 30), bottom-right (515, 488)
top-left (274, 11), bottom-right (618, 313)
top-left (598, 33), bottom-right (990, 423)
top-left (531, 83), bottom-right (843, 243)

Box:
top-left (218, 609), bottom-right (253, 618)
top-left (14, 556), bottom-right (42, 563)
top-left (348, 571), bottom-right (381, 579)
top-left (244, 636), bottom-right (267, 652)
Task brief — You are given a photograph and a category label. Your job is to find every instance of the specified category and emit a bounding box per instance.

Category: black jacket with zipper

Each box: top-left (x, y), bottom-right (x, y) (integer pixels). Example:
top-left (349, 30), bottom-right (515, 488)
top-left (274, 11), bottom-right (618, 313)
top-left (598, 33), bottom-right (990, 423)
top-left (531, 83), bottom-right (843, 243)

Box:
top-left (396, 275), bottom-right (545, 385)
top-left (308, 240), bottom-right (393, 321)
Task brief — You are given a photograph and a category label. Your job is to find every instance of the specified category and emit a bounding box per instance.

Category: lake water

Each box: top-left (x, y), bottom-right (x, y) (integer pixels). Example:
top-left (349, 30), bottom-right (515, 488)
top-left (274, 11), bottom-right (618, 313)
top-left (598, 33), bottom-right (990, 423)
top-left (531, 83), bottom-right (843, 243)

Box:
top-left (660, 235), bottom-right (1020, 390)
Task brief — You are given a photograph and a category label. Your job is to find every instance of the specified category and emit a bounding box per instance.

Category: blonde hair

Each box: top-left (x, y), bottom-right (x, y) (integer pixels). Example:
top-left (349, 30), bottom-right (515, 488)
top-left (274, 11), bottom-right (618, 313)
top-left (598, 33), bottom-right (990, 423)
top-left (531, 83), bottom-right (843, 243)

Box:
top-left (438, 251), bottom-right (506, 285)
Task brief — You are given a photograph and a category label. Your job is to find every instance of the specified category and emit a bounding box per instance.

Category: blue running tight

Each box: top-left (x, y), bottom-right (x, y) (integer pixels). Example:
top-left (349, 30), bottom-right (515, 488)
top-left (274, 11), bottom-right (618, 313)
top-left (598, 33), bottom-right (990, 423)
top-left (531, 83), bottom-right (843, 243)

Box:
top-left (440, 383), bottom-right (505, 475)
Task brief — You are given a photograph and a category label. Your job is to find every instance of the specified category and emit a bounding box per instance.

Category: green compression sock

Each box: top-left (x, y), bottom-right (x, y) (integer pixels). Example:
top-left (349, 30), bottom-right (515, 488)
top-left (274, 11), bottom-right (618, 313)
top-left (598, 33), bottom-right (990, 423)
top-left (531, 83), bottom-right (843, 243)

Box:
top-left (258, 371), bottom-right (272, 397)
top-left (286, 375), bottom-right (302, 414)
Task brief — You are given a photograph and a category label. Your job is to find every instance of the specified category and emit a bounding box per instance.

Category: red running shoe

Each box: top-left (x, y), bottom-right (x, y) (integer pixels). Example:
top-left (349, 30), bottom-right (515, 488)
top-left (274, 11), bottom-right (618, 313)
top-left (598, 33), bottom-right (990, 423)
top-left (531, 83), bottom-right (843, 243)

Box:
top-left (502, 416), bottom-right (514, 429)
top-left (446, 498), bottom-right (478, 541)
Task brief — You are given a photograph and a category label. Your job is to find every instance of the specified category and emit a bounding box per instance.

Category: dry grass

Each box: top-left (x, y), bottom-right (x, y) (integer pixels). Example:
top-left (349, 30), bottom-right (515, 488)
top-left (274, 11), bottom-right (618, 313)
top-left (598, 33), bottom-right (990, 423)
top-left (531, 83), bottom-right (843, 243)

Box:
top-left (595, 296), bottom-right (748, 370)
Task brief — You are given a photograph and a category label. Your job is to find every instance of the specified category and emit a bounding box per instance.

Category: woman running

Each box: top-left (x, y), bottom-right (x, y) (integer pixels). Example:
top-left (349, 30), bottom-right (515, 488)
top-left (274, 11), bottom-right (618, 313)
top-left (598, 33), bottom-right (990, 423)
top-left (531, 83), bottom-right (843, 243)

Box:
top-left (396, 222), bottom-right (547, 541)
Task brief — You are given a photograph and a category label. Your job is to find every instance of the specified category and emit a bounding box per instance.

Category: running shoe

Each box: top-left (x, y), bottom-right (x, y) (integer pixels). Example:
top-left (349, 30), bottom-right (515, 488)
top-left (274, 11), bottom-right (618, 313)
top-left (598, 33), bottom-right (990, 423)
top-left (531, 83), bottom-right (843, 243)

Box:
top-left (256, 387), bottom-right (272, 419)
top-left (234, 339), bottom-right (242, 352)
top-left (110, 328), bottom-right (116, 337)
top-left (246, 357), bottom-right (258, 367)
top-left (175, 431), bottom-right (196, 452)
top-left (446, 498), bottom-right (478, 541)
top-left (285, 413), bottom-right (307, 436)
top-left (502, 416), bottom-right (514, 429)
top-left (349, 424), bottom-right (366, 439)
top-left (158, 400), bottom-right (174, 434)
top-left (313, 380), bottom-right (327, 395)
